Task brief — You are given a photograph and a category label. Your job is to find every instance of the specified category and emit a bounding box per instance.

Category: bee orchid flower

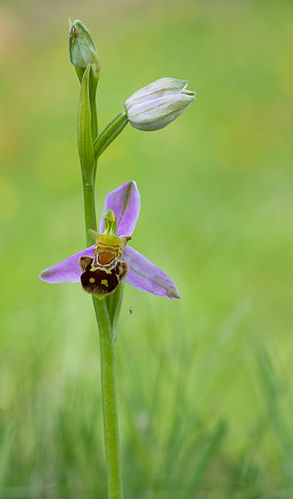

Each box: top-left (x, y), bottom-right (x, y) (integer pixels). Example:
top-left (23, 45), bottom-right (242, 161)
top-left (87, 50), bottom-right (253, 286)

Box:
top-left (40, 181), bottom-right (180, 300)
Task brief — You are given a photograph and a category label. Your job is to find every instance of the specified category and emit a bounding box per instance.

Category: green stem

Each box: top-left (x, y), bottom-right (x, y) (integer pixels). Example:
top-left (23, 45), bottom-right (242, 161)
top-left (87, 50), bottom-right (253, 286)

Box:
top-left (93, 298), bottom-right (123, 498)
top-left (82, 179), bottom-right (123, 499)
top-left (82, 182), bottom-right (97, 245)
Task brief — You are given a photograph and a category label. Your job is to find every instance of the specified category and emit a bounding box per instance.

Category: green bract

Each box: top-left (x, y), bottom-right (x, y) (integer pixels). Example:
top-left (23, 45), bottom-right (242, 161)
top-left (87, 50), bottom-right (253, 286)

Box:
top-left (77, 65), bottom-right (96, 184)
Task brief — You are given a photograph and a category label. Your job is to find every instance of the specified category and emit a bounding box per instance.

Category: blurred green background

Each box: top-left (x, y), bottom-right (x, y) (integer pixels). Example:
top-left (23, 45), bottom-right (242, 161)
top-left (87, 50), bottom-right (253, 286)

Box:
top-left (1, 0), bottom-right (293, 497)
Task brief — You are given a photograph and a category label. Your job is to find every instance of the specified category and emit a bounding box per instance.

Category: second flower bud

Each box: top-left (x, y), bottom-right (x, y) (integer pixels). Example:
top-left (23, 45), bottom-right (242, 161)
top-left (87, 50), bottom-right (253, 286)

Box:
top-left (125, 78), bottom-right (196, 131)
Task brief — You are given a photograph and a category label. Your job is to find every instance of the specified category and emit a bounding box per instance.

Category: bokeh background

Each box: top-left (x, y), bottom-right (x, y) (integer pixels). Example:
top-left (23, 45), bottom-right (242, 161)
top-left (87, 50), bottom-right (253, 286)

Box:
top-left (1, 0), bottom-right (293, 497)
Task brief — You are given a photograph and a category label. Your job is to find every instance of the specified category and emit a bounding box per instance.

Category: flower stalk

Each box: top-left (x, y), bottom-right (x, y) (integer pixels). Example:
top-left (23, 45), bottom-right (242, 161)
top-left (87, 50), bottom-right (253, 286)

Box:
top-left (72, 22), bottom-right (124, 496)
top-left (98, 314), bottom-right (123, 498)
top-left (40, 18), bottom-right (193, 499)
top-left (94, 111), bottom-right (128, 160)
top-left (83, 178), bottom-right (123, 498)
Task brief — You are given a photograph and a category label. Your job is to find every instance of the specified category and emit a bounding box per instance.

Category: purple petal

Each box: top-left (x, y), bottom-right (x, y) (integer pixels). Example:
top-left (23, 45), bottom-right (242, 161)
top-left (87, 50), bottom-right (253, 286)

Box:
top-left (100, 181), bottom-right (140, 236)
top-left (123, 246), bottom-right (180, 300)
top-left (40, 245), bottom-right (95, 283)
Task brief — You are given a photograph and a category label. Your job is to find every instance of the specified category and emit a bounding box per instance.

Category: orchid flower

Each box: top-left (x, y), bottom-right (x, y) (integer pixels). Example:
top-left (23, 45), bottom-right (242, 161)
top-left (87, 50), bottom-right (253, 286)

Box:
top-left (40, 181), bottom-right (180, 300)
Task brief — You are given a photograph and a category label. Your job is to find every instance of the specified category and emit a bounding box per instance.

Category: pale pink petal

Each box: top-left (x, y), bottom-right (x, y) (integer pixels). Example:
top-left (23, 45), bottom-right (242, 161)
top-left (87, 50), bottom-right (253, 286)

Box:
top-left (40, 245), bottom-right (95, 283)
top-left (100, 180), bottom-right (140, 236)
top-left (123, 246), bottom-right (180, 299)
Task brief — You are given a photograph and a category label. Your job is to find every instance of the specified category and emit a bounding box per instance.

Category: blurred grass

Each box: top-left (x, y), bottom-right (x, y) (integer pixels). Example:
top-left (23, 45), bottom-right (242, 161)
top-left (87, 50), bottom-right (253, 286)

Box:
top-left (1, 0), bottom-right (293, 497)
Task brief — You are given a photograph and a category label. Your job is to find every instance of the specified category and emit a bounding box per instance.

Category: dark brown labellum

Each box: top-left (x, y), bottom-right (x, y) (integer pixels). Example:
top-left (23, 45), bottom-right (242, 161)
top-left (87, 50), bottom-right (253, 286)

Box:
top-left (79, 256), bottom-right (128, 297)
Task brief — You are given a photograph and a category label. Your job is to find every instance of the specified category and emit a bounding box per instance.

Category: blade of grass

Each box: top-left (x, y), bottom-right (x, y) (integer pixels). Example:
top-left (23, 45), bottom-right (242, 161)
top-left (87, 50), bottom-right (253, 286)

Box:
top-left (183, 420), bottom-right (227, 499)
top-left (255, 341), bottom-right (293, 486)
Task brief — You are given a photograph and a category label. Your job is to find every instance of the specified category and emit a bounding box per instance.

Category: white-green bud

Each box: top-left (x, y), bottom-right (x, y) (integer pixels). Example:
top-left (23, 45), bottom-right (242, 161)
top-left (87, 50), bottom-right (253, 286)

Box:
top-left (68, 19), bottom-right (100, 71)
top-left (124, 78), bottom-right (196, 131)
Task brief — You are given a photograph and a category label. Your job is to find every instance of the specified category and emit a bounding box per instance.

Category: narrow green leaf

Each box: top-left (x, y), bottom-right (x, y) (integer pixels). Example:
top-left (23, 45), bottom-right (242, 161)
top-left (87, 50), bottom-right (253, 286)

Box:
top-left (89, 65), bottom-right (98, 139)
top-left (77, 64), bottom-right (96, 183)
top-left (75, 66), bottom-right (85, 83)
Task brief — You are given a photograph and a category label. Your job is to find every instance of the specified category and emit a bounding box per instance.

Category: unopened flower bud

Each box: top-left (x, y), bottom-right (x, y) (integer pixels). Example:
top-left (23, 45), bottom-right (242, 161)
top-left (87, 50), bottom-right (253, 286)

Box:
top-left (124, 78), bottom-right (196, 131)
top-left (68, 19), bottom-right (100, 74)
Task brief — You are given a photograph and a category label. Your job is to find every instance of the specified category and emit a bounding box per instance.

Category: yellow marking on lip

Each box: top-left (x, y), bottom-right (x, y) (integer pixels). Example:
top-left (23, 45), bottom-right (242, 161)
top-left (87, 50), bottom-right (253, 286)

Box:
top-left (101, 279), bottom-right (109, 287)
top-left (104, 268), bottom-right (114, 274)
top-left (89, 277), bottom-right (96, 283)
